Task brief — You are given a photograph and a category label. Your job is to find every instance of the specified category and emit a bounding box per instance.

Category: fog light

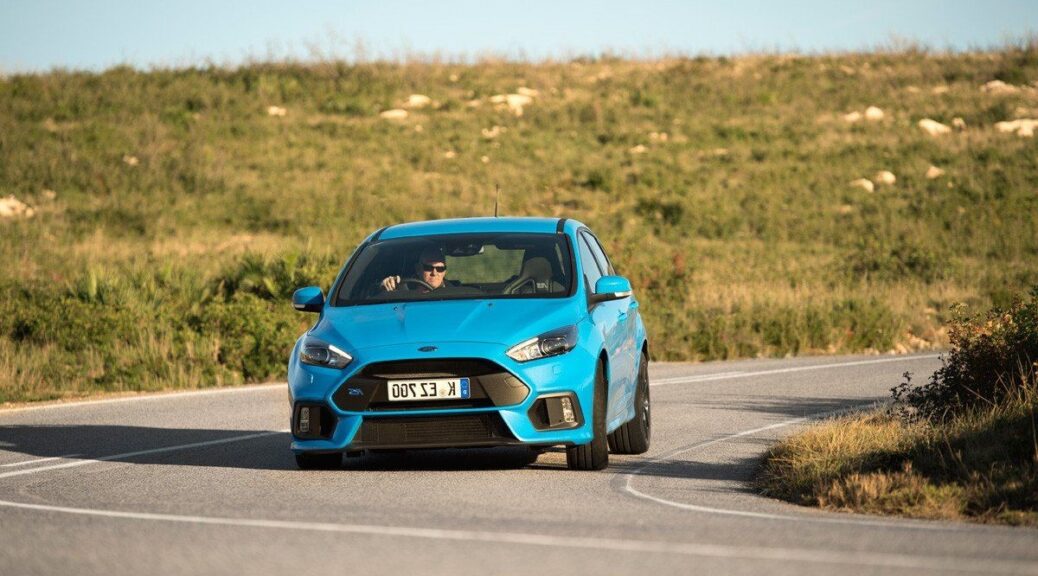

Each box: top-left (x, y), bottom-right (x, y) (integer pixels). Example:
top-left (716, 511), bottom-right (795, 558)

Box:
top-left (560, 397), bottom-right (576, 423)
top-left (299, 407), bottom-right (311, 434)
top-left (530, 394), bottom-right (582, 430)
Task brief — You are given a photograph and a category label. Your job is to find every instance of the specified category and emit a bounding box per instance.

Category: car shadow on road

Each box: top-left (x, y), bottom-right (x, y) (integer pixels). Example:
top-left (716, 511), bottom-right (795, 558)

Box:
top-left (0, 424), bottom-right (539, 472)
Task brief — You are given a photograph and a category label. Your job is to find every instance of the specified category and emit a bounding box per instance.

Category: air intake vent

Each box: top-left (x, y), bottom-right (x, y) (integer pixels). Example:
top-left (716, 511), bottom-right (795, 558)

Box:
top-left (354, 414), bottom-right (519, 449)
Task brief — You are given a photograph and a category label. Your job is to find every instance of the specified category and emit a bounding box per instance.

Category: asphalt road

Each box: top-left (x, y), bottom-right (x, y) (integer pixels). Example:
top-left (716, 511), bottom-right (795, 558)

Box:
top-left (1, 353), bottom-right (1036, 575)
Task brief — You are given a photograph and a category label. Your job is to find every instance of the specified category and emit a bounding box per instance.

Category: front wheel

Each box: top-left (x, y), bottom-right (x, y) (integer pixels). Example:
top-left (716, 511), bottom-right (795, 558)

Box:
top-left (607, 351), bottom-right (651, 454)
top-left (566, 362), bottom-right (609, 471)
top-left (295, 452), bottom-right (342, 470)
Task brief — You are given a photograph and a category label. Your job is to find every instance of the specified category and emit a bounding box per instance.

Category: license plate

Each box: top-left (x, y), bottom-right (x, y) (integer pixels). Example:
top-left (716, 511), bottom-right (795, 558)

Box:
top-left (387, 378), bottom-right (470, 402)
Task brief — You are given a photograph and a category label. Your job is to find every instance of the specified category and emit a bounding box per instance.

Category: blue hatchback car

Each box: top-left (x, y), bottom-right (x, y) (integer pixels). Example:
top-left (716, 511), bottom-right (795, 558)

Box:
top-left (288, 217), bottom-right (650, 470)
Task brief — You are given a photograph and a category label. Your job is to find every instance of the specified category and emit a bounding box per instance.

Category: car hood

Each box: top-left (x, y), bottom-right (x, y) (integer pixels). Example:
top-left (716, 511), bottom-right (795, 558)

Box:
top-left (316, 298), bottom-right (584, 351)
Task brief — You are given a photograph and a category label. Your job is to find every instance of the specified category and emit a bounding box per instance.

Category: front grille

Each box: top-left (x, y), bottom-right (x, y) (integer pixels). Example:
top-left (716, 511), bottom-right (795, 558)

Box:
top-left (332, 358), bottom-right (530, 412)
top-left (365, 359), bottom-right (502, 379)
top-left (352, 413), bottom-right (519, 449)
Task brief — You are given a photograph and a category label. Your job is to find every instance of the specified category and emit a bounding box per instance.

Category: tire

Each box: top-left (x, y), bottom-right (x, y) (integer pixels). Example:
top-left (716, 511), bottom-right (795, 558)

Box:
top-left (607, 351), bottom-right (651, 454)
top-left (295, 452), bottom-right (342, 470)
top-left (566, 361), bottom-right (609, 471)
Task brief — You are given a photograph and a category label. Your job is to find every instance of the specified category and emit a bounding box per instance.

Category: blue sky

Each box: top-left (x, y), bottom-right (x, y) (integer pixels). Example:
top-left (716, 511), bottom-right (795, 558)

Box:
top-left (1, 0), bottom-right (1036, 72)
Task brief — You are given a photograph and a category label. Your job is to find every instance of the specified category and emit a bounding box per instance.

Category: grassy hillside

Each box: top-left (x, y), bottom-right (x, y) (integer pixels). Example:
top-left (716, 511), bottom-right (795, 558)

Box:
top-left (2, 46), bottom-right (1038, 402)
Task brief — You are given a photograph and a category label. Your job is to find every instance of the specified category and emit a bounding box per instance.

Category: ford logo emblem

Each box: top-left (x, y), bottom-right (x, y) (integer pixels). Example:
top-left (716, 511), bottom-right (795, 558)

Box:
top-left (418, 346), bottom-right (437, 352)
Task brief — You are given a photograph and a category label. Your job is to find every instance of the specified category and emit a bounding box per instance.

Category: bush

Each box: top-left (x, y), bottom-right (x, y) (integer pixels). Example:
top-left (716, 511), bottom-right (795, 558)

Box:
top-left (892, 286), bottom-right (1038, 421)
top-left (191, 293), bottom-right (297, 381)
top-left (213, 251), bottom-right (340, 302)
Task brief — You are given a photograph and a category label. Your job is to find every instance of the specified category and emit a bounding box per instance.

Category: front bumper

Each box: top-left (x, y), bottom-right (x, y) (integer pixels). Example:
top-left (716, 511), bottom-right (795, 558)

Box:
top-left (288, 340), bottom-right (597, 453)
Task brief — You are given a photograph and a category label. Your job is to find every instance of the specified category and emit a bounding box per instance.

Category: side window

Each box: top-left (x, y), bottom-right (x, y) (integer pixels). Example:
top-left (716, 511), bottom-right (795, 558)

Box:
top-left (577, 234), bottom-right (603, 290)
top-left (580, 231), bottom-right (614, 276)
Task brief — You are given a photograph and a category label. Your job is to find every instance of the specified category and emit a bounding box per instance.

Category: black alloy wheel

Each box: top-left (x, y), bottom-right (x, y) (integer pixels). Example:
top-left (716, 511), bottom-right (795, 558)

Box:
top-left (606, 351), bottom-right (651, 454)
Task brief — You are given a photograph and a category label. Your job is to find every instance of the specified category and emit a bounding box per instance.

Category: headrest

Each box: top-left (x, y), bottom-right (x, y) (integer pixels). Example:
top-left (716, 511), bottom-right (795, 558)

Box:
top-left (521, 257), bottom-right (552, 281)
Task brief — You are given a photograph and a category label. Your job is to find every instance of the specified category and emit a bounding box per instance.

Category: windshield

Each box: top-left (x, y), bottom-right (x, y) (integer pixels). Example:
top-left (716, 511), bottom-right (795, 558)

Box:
top-left (333, 233), bottom-right (574, 305)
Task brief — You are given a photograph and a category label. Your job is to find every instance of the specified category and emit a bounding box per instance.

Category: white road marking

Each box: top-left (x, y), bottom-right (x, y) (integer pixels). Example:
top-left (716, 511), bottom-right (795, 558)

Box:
top-left (649, 354), bottom-right (942, 387)
top-left (651, 371), bottom-right (746, 384)
top-left (0, 498), bottom-right (1033, 573)
top-left (0, 430), bottom-right (287, 480)
top-left (1, 454), bottom-right (82, 467)
top-left (0, 383), bottom-right (285, 414)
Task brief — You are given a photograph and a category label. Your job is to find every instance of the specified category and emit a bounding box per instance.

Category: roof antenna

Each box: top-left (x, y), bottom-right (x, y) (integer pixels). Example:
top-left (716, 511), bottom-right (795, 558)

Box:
top-left (494, 183), bottom-right (500, 217)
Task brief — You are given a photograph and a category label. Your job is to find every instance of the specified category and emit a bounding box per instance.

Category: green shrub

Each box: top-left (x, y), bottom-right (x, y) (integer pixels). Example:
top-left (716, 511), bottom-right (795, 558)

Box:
top-left (213, 251), bottom-right (340, 302)
top-left (191, 293), bottom-right (297, 381)
top-left (893, 286), bottom-right (1038, 421)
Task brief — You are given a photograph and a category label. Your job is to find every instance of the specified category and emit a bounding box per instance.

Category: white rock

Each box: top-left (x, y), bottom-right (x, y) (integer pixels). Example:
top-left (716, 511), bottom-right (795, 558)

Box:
top-left (932, 85), bottom-right (950, 95)
top-left (506, 94), bottom-right (533, 115)
top-left (490, 93), bottom-right (533, 116)
top-left (865, 106), bottom-right (884, 121)
top-left (995, 120), bottom-right (1018, 133)
top-left (995, 118), bottom-right (1038, 137)
top-left (466, 99), bottom-right (482, 108)
top-left (448, 74), bottom-right (460, 82)
top-left (952, 117), bottom-right (966, 130)
top-left (918, 118), bottom-right (951, 136)
top-left (849, 178), bottom-right (875, 193)
top-left (122, 155), bottom-right (139, 166)
top-left (480, 155), bottom-right (490, 164)
top-left (0, 195), bottom-right (35, 218)
top-left (925, 165), bottom-right (945, 179)
top-left (404, 94), bottom-right (431, 109)
top-left (628, 144), bottom-right (648, 154)
top-left (444, 150), bottom-right (457, 159)
top-left (379, 109), bottom-right (409, 120)
top-left (266, 105), bottom-right (287, 117)
top-left (874, 171), bottom-right (896, 185)
top-left (481, 126), bottom-right (503, 139)
top-left (982, 80), bottom-right (1020, 95)
top-left (843, 111), bottom-right (863, 123)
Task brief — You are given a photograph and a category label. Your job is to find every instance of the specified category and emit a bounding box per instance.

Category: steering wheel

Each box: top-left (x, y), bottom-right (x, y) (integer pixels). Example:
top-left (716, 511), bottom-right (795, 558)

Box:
top-left (504, 276), bottom-right (534, 295)
top-left (399, 278), bottom-right (434, 291)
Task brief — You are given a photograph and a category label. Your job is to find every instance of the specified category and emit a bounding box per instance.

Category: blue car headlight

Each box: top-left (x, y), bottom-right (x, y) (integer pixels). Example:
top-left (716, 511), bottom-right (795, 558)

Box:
top-left (506, 325), bottom-right (578, 362)
top-left (299, 337), bottom-right (353, 369)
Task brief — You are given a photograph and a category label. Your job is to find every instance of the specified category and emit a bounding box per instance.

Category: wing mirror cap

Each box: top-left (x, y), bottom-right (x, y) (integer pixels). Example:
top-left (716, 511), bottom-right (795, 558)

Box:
top-left (590, 275), bottom-right (632, 304)
top-left (292, 286), bottom-right (325, 313)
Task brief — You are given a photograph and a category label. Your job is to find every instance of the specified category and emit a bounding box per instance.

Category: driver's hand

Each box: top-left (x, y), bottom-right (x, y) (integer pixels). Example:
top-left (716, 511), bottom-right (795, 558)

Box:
top-left (381, 275), bottom-right (401, 291)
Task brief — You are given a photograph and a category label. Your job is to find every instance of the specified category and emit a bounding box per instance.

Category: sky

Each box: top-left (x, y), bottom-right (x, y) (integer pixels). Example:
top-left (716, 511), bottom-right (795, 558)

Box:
top-left (1, 0), bottom-right (1037, 73)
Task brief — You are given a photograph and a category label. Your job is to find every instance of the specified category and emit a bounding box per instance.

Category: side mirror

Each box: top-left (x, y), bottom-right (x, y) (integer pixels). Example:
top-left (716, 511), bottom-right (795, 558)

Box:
top-left (292, 286), bottom-right (325, 313)
top-left (590, 276), bottom-right (632, 304)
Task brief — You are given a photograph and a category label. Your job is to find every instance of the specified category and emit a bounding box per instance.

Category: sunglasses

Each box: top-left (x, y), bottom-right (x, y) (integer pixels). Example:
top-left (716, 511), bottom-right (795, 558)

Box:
top-left (421, 263), bottom-right (447, 273)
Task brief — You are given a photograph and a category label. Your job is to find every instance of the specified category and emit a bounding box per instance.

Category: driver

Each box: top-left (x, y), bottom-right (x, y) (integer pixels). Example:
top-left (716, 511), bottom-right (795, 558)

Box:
top-left (381, 247), bottom-right (447, 293)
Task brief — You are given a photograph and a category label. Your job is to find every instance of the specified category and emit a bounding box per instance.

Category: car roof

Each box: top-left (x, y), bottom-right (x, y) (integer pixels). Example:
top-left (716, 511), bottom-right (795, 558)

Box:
top-left (377, 217), bottom-right (584, 240)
